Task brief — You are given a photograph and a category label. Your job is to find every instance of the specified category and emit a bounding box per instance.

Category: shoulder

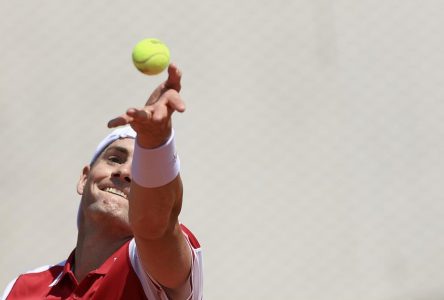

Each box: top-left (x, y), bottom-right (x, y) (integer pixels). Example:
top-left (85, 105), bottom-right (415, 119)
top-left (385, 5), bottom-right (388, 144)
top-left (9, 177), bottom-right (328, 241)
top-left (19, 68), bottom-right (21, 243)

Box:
top-left (1, 262), bottom-right (65, 300)
top-left (128, 224), bottom-right (203, 300)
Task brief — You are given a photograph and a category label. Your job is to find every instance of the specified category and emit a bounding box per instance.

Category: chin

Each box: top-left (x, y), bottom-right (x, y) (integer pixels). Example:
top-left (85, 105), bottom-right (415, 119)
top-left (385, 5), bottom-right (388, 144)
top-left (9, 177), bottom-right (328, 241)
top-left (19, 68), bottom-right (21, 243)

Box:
top-left (88, 204), bottom-right (130, 229)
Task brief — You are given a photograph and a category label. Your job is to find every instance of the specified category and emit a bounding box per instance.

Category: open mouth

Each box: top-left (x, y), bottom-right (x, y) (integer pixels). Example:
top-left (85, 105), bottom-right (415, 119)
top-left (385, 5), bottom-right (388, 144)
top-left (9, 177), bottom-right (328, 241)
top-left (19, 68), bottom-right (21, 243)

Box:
top-left (103, 187), bottom-right (128, 199)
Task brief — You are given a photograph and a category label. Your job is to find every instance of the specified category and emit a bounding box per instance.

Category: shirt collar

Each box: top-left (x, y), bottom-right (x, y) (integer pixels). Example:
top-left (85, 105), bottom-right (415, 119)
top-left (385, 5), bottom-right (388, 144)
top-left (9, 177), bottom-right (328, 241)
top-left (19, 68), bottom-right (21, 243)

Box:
top-left (48, 250), bottom-right (75, 288)
top-left (48, 241), bottom-right (128, 288)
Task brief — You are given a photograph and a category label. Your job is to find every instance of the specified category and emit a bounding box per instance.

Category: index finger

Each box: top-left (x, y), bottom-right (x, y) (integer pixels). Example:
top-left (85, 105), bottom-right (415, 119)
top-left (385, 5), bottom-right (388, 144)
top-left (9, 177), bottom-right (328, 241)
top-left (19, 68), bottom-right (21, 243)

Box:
top-left (165, 63), bottom-right (182, 92)
top-left (146, 63), bottom-right (182, 106)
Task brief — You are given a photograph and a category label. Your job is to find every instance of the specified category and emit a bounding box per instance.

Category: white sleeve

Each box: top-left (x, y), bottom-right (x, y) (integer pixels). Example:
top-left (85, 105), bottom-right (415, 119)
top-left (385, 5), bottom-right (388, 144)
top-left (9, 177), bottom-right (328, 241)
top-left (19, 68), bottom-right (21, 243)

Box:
top-left (1, 278), bottom-right (17, 300)
top-left (128, 235), bottom-right (203, 300)
top-left (1, 261), bottom-right (66, 300)
top-left (185, 232), bottom-right (204, 300)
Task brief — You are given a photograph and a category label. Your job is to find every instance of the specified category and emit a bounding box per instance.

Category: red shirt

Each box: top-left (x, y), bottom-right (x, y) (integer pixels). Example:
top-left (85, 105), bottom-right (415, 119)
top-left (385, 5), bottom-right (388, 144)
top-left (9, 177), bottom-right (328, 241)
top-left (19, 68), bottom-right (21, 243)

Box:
top-left (3, 225), bottom-right (203, 300)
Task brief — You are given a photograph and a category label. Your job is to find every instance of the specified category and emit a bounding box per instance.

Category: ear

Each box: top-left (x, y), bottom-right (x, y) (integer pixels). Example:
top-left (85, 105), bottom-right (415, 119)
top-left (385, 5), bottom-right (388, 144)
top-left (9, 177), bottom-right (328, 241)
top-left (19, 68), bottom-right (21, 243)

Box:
top-left (77, 165), bottom-right (90, 195)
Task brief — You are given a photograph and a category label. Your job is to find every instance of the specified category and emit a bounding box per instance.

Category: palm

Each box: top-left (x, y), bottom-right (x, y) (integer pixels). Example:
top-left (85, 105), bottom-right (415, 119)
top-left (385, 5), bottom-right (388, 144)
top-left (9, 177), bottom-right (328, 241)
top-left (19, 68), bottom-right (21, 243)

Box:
top-left (107, 64), bottom-right (185, 147)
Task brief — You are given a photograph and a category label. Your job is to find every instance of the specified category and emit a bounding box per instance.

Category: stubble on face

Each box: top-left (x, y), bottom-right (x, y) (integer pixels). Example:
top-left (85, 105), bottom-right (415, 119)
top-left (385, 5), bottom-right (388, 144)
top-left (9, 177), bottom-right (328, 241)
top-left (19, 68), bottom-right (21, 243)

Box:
top-left (78, 138), bottom-right (135, 235)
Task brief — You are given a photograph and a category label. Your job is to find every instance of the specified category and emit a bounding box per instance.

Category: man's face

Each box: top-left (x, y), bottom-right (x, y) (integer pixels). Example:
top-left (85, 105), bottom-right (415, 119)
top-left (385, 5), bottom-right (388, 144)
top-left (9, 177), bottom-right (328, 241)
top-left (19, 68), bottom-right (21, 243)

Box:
top-left (77, 138), bottom-right (135, 233)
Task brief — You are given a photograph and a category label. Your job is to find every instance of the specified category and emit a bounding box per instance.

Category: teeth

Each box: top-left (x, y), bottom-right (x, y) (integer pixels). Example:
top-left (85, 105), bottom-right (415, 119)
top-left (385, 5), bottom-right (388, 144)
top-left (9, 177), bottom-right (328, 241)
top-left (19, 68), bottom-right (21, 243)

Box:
top-left (105, 187), bottom-right (127, 199)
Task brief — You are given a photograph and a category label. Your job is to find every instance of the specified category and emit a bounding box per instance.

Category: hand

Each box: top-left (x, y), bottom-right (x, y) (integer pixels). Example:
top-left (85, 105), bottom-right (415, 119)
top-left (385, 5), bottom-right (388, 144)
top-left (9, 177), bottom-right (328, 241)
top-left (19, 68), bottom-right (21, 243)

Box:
top-left (107, 64), bottom-right (186, 148)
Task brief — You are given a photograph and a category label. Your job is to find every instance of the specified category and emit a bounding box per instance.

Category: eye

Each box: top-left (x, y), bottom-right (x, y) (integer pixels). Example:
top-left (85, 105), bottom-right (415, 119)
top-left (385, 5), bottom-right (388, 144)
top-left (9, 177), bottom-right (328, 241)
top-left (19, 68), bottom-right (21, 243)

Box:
top-left (108, 156), bottom-right (123, 164)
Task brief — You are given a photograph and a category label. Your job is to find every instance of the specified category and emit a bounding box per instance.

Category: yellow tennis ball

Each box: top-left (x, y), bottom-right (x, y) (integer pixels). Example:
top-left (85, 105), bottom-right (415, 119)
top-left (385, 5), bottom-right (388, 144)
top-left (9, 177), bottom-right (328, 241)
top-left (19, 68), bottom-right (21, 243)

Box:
top-left (132, 38), bottom-right (170, 75)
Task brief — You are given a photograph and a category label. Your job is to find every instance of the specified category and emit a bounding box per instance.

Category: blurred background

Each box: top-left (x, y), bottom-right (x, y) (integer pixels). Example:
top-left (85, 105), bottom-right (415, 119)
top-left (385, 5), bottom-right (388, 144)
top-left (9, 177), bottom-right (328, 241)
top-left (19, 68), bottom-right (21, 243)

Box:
top-left (1, 1), bottom-right (444, 299)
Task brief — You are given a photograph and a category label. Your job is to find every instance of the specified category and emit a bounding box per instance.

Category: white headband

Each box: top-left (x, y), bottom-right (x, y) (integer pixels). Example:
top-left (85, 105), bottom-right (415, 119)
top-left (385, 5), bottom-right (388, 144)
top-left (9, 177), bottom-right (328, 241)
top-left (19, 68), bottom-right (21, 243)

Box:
top-left (90, 126), bottom-right (137, 164)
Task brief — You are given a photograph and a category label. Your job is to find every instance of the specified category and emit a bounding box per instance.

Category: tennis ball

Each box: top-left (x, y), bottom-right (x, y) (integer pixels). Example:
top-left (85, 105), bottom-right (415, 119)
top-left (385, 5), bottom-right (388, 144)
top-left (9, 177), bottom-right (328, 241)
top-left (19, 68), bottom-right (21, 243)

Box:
top-left (132, 38), bottom-right (170, 75)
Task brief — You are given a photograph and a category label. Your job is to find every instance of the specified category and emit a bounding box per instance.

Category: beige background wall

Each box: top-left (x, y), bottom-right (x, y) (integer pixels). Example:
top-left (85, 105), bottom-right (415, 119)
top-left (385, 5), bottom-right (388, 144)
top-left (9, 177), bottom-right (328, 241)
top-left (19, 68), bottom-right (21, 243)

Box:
top-left (1, 1), bottom-right (444, 299)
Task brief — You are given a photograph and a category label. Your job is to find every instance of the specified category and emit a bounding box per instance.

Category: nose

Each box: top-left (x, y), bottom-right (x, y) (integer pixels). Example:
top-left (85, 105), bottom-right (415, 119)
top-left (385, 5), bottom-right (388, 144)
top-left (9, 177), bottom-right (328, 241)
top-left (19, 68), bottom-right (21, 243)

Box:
top-left (112, 163), bottom-right (131, 183)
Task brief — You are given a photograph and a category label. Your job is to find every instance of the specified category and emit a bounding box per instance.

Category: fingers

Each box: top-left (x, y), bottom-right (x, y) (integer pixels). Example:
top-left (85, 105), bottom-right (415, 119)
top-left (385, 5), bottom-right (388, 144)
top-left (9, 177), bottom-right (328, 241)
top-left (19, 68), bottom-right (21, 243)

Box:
top-left (161, 89), bottom-right (186, 113)
top-left (165, 63), bottom-right (182, 92)
top-left (109, 64), bottom-right (184, 130)
top-left (107, 92), bottom-right (185, 129)
top-left (107, 114), bottom-right (133, 128)
top-left (145, 91), bottom-right (185, 122)
top-left (146, 63), bottom-right (182, 106)
top-left (127, 108), bottom-right (150, 120)
top-left (152, 103), bottom-right (168, 122)
top-left (107, 108), bottom-right (150, 128)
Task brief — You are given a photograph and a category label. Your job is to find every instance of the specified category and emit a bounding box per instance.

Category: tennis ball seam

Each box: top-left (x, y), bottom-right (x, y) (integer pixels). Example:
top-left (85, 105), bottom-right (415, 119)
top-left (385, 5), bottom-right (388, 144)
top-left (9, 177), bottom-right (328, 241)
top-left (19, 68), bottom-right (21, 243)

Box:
top-left (135, 53), bottom-right (169, 64)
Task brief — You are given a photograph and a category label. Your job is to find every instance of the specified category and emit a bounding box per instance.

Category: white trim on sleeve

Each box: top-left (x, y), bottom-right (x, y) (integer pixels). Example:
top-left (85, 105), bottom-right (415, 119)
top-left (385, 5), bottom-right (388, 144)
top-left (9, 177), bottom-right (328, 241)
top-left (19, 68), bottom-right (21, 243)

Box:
top-left (128, 235), bottom-right (203, 300)
top-left (1, 277), bottom-right (17, 300)
top-left (1, 261), bottom-right (65, 300)
top-left (129, 239), bottom-right (169, 300)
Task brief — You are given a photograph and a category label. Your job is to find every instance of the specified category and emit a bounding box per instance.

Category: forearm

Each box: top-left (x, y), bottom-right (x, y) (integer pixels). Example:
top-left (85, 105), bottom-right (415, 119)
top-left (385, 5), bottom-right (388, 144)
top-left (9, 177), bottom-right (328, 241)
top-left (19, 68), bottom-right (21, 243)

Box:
top-left (129, 175), bottom-right (192, 290)
top-left (128, 128), bottom-right (182, 235)
top-left (129, 176), bottom-right (183, 239)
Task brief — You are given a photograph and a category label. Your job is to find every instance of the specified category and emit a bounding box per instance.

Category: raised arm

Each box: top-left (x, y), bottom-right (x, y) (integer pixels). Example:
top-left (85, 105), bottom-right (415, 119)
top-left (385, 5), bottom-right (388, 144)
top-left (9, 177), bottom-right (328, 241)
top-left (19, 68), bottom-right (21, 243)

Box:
top-left (108, 64), bottom-right (192, 297)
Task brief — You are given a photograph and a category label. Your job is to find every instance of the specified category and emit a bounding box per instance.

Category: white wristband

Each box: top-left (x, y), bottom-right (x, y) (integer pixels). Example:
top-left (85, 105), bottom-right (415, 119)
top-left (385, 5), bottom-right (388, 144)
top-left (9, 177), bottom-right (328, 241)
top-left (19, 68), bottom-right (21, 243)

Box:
top-left (131, 130), bottom-right (180, 188)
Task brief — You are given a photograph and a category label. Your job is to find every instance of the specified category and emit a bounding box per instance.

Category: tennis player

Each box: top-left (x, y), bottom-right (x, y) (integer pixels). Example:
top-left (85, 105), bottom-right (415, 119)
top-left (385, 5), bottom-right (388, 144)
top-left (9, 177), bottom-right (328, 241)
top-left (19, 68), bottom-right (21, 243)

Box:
top-left (1, 64), bottom-right (203, 300)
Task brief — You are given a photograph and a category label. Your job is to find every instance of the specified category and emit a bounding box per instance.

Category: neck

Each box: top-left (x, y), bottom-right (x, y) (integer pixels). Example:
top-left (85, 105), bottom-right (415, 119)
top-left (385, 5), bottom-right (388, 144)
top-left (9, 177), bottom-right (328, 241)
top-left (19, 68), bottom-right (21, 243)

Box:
top-left (74, 223), bottom-right (132, 282)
